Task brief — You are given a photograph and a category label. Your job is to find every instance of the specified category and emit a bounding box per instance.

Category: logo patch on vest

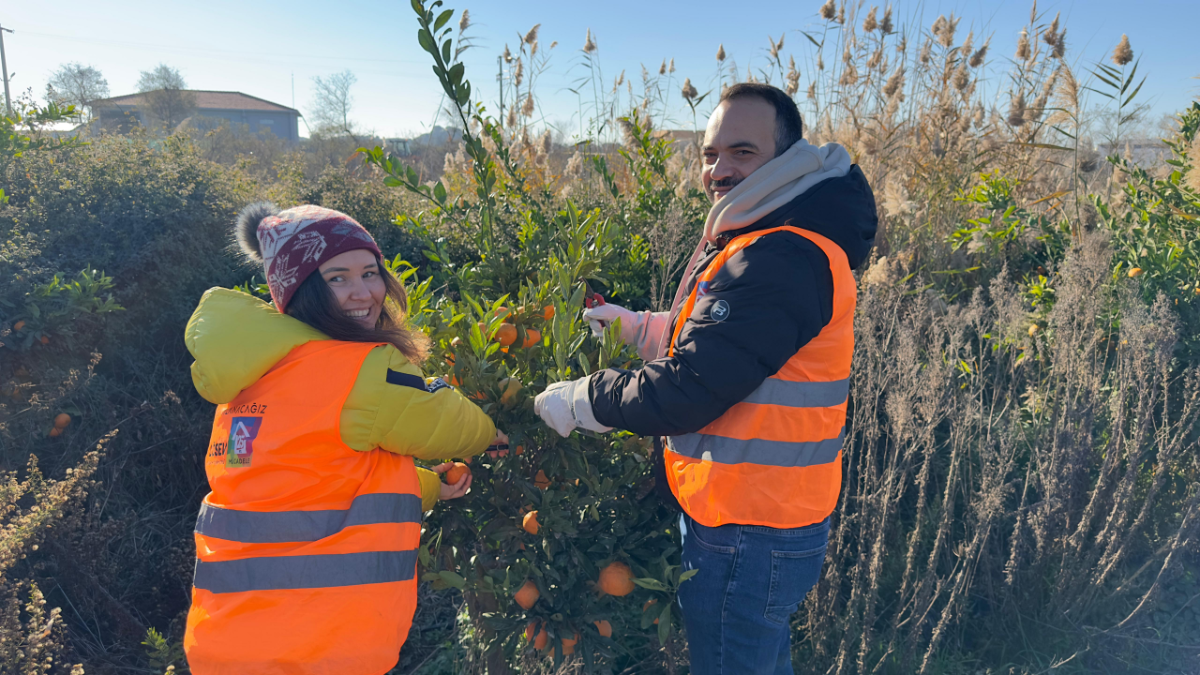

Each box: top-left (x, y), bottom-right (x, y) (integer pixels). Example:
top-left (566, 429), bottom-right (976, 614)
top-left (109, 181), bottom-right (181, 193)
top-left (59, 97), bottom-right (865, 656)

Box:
top-left (226, 417), bottom-right (263, 467)
top-left (697, 281), bottom-right (711, 298)
top-left (710, 299), bottom-right (731, 322)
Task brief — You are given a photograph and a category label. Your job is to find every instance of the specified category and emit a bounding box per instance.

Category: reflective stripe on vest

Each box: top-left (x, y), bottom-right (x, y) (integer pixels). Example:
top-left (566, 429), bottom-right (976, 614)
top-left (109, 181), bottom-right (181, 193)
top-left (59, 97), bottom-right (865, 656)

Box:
top-left (194, 549), bottom-right (419, 594)
top-left (185, 340), bottom-right (423, 675)
top-left (195, 493), bottom-right (423, 544)
top-left (664, 226), bottom-right (855, 529)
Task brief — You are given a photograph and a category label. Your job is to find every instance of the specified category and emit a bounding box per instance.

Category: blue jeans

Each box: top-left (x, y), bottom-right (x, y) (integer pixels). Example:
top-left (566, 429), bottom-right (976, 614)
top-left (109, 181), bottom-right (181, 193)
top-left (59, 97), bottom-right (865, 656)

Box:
top-left (677, 514), bottom-right (830, 675)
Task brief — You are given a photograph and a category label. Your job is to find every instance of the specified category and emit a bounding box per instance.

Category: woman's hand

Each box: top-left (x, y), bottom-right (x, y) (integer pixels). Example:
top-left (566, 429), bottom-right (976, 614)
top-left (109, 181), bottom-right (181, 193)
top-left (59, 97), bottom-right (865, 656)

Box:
top-left (485, 429), bottom-right (510, 458)
top-left (433, 462), bottom-right (472, 500)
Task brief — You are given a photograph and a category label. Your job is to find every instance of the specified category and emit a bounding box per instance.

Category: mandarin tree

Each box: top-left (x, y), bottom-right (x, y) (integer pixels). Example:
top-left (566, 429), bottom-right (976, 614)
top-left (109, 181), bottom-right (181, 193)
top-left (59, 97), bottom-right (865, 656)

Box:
top-left (359, 1), bottom-right (703, 671)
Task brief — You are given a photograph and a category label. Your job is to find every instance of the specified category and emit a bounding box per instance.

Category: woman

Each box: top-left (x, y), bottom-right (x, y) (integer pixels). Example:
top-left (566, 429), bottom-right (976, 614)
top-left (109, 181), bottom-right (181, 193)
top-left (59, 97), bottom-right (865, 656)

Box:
top-left (183, 203), bottom-right (502, 674)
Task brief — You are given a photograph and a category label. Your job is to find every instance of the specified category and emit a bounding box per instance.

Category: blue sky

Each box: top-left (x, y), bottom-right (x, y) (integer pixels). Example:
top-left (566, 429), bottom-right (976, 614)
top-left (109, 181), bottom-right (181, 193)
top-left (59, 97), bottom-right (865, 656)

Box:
top-left (6, 0), bottom-right (1198, 138)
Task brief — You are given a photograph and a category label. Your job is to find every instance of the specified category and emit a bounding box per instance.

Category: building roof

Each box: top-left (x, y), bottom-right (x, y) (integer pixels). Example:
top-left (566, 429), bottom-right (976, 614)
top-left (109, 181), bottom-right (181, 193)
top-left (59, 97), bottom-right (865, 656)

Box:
top-left (92, 90), bottom-right (299, 114)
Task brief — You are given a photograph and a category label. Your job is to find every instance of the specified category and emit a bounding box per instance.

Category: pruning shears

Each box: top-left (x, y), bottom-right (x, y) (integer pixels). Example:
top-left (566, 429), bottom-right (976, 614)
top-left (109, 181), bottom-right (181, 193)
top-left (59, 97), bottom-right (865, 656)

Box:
top-left (582, 282), bottom-right (607, 329)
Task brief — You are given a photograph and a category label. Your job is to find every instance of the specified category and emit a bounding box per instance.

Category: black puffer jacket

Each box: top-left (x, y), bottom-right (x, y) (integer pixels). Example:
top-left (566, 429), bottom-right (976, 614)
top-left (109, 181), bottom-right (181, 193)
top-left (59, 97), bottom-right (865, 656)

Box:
top-left (588, 165), bottom-right (877, 476)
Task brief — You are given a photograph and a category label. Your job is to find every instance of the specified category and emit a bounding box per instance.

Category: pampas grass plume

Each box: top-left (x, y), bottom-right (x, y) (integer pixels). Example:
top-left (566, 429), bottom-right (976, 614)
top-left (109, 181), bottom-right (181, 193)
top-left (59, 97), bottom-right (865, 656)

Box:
top-left (1112, 34), bottom-right (1133, 66)
top-left (1016, 29), bottom-right (1031, 61)
top-left (863, 7), bottom-right (878, 32)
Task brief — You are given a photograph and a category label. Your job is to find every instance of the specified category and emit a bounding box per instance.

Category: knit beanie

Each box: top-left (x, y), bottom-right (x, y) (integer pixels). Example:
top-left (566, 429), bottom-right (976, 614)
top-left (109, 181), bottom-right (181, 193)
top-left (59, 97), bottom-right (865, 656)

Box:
top-left (235, 202), bottom-right (382, 313)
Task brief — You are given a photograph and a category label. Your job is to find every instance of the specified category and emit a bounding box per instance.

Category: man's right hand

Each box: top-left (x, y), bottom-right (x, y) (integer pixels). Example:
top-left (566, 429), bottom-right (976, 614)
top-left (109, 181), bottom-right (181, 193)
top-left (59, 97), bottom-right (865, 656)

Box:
top-left (582, 304), bottom-right (671, 361)
top-left (582, 303), bottom-right (637, 340)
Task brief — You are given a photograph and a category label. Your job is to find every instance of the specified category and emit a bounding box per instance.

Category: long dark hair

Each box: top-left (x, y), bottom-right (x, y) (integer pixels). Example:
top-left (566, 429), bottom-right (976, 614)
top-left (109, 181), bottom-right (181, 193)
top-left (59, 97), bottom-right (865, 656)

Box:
top-left (285, 253), bottom-right (431, 364)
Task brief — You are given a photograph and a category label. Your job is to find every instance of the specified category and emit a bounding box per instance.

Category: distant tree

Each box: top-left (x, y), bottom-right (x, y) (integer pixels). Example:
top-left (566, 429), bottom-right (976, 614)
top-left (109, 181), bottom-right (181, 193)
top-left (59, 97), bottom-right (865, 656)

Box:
top-left (136, 63), bottom-right (196, 130)
top-left (45, 63), bottom-right (109, 122)
top-left (309, 70), bottom-right (358, 139)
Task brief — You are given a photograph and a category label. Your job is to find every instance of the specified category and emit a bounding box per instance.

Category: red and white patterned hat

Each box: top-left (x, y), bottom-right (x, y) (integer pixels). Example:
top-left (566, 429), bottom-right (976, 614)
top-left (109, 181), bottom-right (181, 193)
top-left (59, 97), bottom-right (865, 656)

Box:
top-left (251, 205), bottom-right (381, 312)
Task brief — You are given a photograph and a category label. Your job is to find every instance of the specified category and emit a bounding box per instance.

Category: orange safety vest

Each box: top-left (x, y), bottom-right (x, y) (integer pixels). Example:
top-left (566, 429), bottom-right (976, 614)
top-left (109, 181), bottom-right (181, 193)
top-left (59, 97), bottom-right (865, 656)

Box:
top-left (664, 225), bottom-right (854, 529)
top-left (184, 340), bottom-right (422, 675)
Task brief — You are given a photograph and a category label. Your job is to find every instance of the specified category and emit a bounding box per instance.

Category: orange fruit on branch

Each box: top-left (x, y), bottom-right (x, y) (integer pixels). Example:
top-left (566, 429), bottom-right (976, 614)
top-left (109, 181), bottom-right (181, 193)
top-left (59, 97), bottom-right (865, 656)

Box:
top-left (534, 470), bottom-right (551, 490)
top-left (494, 323), bottom-right (518, 347)
top-left (525, 620), bottom-right (549, 650)
top-left (561, 632), bottom-right (579, 655)
top-left (12, 320), bottom-right (25, 332)
top-left (514, 579), bottom-right (540, 610)
top-left (48, 427), bottom-right (62, 438)
top-left (542, 305), bottom-right (555, 320)
top-left (522, 510), bottom-right (540, 535)
top-left (599, 561), bottom-right (635, 597)
top-left (521, 329), bottom-right (541, 349)
top-left (54, 413), bottom-right (71, 429)
top-left (443, 462), bottom-right (471, 485)
top-left (594, 619), bottom-right (612, 638)
top-left (644, 599), bottom-right (660, 624)
top-left (499, 377), bottom-right (522, 406)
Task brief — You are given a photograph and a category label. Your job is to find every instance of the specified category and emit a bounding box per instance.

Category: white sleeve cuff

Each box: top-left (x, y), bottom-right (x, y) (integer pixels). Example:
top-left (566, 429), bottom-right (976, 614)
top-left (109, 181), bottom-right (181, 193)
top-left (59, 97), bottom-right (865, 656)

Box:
top-left (570, 377), bottom-right (613, 433)
top-left (635, 311), bottom-right (671, 361)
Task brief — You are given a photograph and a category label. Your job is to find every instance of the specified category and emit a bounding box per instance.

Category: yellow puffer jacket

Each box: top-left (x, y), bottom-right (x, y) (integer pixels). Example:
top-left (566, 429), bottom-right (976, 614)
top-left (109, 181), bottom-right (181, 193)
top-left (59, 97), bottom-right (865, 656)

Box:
top-left (185, 287), bottom-right (496, 511)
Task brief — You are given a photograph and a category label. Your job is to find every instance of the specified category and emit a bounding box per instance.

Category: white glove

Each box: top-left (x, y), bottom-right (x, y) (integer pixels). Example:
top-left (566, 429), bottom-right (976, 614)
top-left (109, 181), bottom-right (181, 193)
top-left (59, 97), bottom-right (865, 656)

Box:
top-left (583, 304), bottom-right (639, 340)
top-left (582, 305), bottom-right (672, 361)
top-left (533, 378), bottom-right (613, 438)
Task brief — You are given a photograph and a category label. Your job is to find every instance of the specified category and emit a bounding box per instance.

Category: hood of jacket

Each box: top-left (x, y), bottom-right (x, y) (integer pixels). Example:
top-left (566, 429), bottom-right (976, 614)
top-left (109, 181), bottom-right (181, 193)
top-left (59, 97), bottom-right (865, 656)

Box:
top-left (186, 287), bottom-right (327, 404)
top-left (703, 139), bottom-right (855, 242)
top-left (666, 140), bottom-right (876, 320)
top-left (731, 164), bottom-right (878, 270)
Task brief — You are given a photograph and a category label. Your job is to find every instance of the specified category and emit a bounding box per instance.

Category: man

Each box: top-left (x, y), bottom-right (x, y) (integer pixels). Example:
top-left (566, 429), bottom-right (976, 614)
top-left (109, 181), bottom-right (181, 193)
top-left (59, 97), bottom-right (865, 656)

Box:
top-left (534, 83), bottom-right (877, 674)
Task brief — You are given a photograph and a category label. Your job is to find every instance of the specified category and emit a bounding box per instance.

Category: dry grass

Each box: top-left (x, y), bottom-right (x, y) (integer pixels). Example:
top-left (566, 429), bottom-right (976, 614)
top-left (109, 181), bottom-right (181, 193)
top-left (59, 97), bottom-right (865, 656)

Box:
top-left (804, 234), bottom-right (1200, 673)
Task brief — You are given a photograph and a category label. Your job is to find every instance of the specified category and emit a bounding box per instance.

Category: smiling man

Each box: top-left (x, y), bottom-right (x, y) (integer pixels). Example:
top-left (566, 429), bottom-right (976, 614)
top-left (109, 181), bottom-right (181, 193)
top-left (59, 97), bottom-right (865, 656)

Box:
top-left (535, 83), bottom-right (877, 673)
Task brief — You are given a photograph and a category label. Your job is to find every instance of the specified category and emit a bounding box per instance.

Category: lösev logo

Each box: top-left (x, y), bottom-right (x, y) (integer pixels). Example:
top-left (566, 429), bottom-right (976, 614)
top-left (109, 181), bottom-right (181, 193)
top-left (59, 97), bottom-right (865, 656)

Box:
top-left (710, 299), bottom-right (731, 322)
top-left (226, 417), bottom-right (263, 468)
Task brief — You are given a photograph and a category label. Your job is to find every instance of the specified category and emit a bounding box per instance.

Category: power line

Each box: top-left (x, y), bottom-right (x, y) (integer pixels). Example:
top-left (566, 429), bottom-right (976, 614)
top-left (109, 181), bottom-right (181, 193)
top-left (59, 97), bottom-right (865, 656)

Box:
top-left (0, 23), bottom-right (12, 114)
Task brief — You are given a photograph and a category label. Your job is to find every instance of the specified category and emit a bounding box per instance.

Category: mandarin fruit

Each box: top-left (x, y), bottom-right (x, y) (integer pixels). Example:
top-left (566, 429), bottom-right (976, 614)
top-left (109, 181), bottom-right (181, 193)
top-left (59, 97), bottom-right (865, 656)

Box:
top-left (644, 599), bottom-right (660, 624)
top-left (495, 323), bottom-right (518, 346)
top-left (514, 579), bottom-right (540, 609)
top-left (522, 510), bottom-right (539, 535)
top-left (561, 632), bottom-right (579, 655)
top-left (599, 561), bottom-right (635, 596)
top-left (444, 462), bottom-right (471, 485)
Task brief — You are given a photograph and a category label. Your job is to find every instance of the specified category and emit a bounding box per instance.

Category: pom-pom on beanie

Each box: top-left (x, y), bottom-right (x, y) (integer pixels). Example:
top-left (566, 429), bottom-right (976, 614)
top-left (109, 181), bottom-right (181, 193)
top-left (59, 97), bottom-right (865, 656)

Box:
top-left (235, 202), bottom-right (382, 313)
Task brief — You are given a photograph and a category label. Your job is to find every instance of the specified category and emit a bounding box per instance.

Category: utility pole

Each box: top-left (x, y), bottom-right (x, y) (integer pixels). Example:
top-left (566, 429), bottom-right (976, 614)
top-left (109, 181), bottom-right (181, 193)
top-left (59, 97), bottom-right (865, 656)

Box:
top-left (496, 56), bottom-right (504, 123)
top-left (0, 24), bottom-right (12, 115)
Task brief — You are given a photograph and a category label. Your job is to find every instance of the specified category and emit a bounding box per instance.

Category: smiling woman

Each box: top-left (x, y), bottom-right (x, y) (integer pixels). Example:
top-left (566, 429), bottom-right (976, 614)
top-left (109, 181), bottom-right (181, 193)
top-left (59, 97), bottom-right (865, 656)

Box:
top-left (318, 250), bottom-right (387, 327)
top-left (182, 202), bottom-right (506, 673)
top-left (238, 202), bottom-right (429, 362)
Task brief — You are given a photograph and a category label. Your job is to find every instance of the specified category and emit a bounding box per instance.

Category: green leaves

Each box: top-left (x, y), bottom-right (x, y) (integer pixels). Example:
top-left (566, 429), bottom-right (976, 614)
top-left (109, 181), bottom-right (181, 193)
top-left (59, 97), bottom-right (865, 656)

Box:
top-left (433, 8), bottom-right (454, 31)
